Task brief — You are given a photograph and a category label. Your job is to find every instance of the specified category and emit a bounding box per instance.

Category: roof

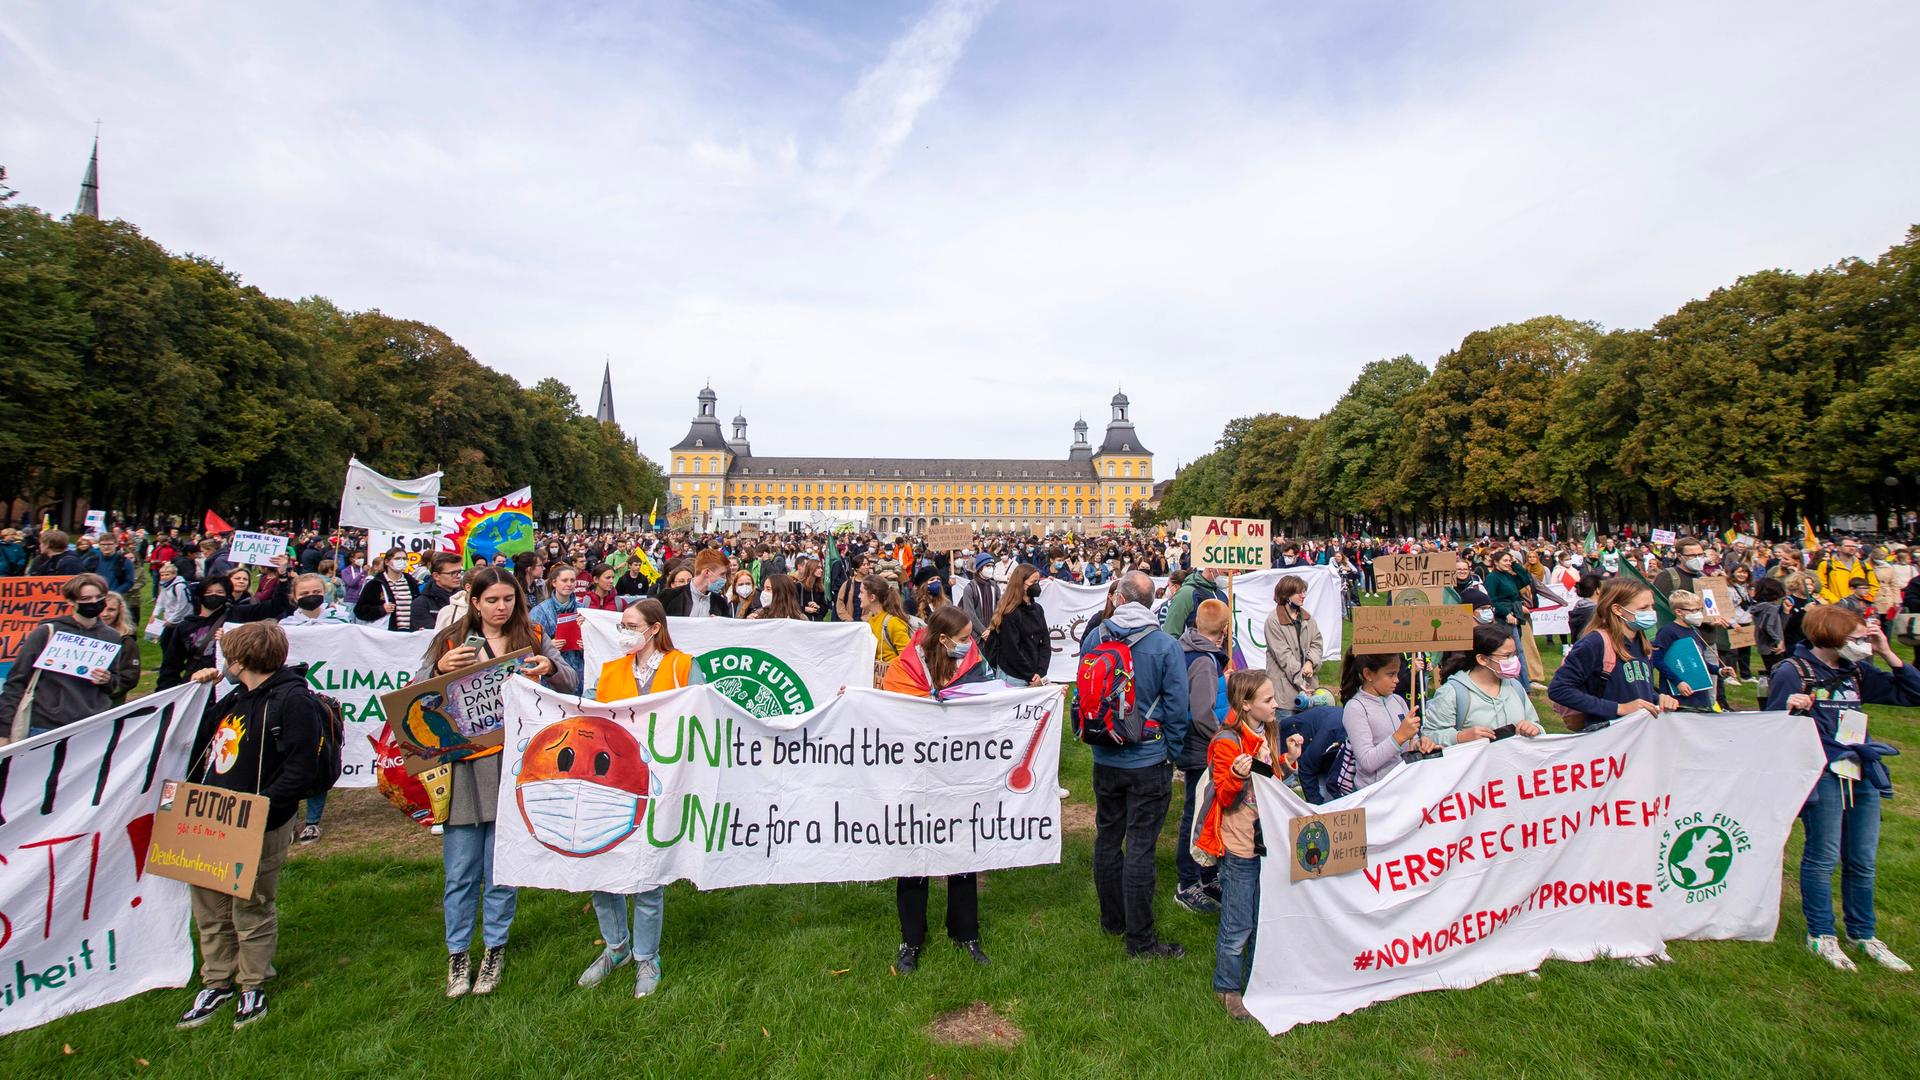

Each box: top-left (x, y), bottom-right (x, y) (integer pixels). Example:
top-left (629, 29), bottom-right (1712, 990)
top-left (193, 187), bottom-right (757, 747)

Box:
top-left (1097, 422), bottom-right (1149, 456)
top-left (726, 456), bottom-right (1100, 481)
top-left (670, 419), bottom-right (729, 451)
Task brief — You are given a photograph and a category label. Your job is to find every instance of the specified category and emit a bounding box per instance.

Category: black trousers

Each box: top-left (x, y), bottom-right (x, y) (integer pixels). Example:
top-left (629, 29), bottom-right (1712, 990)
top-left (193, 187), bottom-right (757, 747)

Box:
top-left (1093, 760), bottom-right (1173, 953)
top-left (896, 874), bottom-right (978, 947)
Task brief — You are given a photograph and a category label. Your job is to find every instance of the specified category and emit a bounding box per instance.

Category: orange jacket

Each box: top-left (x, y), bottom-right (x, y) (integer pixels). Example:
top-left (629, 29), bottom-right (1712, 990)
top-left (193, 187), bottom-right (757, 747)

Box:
top-left (596, 649), bottom-right (694, 702)
top-left (1195, 715), bottom-right (1265, 860)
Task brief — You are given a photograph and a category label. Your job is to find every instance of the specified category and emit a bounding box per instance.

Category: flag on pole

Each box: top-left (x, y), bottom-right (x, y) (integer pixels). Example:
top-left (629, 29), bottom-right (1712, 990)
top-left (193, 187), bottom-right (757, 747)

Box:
top-left (205, 509), bottom-right (234, 535)
top-left (1584, 525), bottom-right (1597, 552)
top-left (822, 535), bottom-right (841, 622)
top-left (1801, 516), bottom-right (1820, 554)
top-left (339, 456), bottom-right (442, 531)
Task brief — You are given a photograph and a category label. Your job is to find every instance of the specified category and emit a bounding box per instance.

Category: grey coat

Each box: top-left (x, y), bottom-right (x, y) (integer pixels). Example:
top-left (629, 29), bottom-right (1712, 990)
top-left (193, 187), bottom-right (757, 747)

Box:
top-left (415, 631), bottom-right (579, 827)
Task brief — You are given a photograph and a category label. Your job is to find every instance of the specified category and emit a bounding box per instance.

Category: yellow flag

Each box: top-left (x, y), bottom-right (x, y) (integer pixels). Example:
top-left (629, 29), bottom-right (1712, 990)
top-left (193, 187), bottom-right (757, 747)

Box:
top-left (1801, 516), bottom-right (1820, 553)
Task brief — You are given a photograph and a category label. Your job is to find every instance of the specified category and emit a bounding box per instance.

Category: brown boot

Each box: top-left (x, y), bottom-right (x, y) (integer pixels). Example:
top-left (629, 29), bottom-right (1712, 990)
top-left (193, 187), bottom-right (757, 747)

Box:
top-left (1216, 990), bottom-right (1253, 1021)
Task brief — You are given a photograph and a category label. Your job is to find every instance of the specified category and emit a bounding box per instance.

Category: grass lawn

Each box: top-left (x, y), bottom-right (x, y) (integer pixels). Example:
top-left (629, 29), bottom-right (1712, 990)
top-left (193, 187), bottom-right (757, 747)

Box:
top-left (5, 584), bottom-right (1919, 1077)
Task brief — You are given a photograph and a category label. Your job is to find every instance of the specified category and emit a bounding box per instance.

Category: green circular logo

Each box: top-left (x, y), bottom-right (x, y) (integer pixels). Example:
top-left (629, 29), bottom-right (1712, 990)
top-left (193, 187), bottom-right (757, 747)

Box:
top-left (697, 647), bottom-right (813, 718)
top-left (1295, 820), bottom-right (1331, 876)
top-left (1664, 825), bottom-right (1733, 891)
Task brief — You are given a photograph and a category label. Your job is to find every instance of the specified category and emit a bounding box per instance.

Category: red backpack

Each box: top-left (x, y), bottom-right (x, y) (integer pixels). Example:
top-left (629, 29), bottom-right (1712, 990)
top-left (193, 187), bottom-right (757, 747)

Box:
top-left (1074, 632), bottom-right (1157, 746)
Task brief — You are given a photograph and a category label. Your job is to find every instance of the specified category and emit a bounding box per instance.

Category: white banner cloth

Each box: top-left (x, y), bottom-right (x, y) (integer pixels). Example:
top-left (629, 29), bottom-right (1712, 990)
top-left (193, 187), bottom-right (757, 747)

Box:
top-left (280, 624), bottom-right (432, 787)
top-left (578, 609), bottom-right (875, 716)
top-left (337, 456), bottom-right (442, 532)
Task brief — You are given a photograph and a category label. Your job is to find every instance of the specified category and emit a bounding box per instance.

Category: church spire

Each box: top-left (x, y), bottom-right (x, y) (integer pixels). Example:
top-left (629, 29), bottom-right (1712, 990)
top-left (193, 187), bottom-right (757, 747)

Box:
top-left (75, 132), bottom-right (99, 219)
top-left (595, 358), bottom-right (615, 424)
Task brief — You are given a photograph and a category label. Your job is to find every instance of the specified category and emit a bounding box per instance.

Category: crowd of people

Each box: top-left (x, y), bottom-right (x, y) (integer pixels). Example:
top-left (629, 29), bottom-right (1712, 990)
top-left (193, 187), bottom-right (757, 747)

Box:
top-left (2, 515), bottom-right (1917, 1028)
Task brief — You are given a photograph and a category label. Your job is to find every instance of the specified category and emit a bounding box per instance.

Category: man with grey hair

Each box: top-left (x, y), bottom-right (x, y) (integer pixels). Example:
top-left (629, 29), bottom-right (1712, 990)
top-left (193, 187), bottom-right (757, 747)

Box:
top-left (1081, 570), bottom-right (1191, 959)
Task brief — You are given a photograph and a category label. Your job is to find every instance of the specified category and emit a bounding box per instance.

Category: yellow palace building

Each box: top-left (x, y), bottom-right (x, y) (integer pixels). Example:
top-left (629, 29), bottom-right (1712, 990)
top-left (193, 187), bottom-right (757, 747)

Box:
top-left (668, 386), bottom-right (1154, 535)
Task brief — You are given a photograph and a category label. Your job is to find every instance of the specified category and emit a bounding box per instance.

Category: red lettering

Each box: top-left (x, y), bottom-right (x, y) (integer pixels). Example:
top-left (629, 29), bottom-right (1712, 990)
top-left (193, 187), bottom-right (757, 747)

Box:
top-left (20, 834), bottom-right (87, 939)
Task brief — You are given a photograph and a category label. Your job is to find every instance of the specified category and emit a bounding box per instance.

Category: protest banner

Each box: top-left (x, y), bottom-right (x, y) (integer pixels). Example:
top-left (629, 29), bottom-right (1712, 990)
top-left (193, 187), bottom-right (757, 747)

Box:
top-left (492, 682), bottom-right (1063, 891)
top-left (1351, 603), bottom-right (1476, 654)
top-left (1191, 516), bottom-right (1271, 571)
top-left (0, 577), bottom-right (70, 681)
top-left (1651, 528), bottom-right (1677, 545)
top-left (1372, 552), bottom-right (1458, 593)
top-left (438, 486), bottom-right (535, 567)
top-left (578, 610), bottom-right (876, 715)
top-left (925, 523), bottom-right (971, 553)
top-left (232, 624), bottom-right (431, 788)
top-left (1243, 711), bottom-right (1824, 1035)
top-left (379, 649), bottom-right (532, 763)
top-left (0, 683), bottom-right (210, 1036)
top-left (32, 630), bottom-right (124, 679)
top-left (1035, 566), bottom-right (1344, 682)
top-left (338, 456), bottom-right (442, 531)
top-left (147, 781), bottom-right (269, 897)
top-left (228, 530), bottom-right (285, 567)
top-left (367, 528), bottom-right (442, 574)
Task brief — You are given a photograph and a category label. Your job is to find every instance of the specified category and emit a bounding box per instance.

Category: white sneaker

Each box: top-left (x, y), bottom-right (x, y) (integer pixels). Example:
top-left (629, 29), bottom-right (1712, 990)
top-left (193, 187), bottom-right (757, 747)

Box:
top-left (1623, 955), bottom-right (1659, 969)
top-left (1852, 938), bottom-right (1913, 973)
top-left (1808, 935), bottom-right (1857, 971)
top-left (1057, 786), bottom-right (1070, 799)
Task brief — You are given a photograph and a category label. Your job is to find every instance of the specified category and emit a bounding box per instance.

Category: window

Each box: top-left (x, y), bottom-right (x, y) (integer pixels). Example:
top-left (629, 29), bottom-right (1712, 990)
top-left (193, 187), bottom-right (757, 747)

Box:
top-left (674, 457), bottom-right (685, 472)
top-left (693, 459), bottom-right (704, 474)
top-left (1122, 462), bottom-right (1132, 477)
top-left (1107, 501), bottom-right (1116, 515)
top-left (1105, 462), bottom-right (1115, 477)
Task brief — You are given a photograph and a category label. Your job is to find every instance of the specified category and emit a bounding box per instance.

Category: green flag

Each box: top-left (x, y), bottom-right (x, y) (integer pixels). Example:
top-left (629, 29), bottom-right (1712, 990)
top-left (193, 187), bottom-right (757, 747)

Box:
top-left (1620, 558), bottom-right (1674, 627)
top-left (1584, 525), bottom-right (1597, 553)
top-left (821, 536), bottom-right (840, 622)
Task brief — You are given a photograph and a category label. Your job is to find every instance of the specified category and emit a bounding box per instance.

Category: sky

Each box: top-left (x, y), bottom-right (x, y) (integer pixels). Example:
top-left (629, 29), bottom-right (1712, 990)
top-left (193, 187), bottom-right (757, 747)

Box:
top-left (4, 0), bottom-right (1918, 472)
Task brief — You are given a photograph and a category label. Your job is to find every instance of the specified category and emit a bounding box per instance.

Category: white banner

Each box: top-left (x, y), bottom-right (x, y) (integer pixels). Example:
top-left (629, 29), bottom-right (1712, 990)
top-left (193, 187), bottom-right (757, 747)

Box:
top-left (493, 682), bottom-right (1064, 892)
top-left (338, 456), bottom-right (442, 532)
top-left (0, 684), bottom-right (209, 1035)
top-left (1036, 565), bottom-right (1342, 683)
top-left (578, 609), bottom-right (876, 716)
top-left (1243, 712), bottom-right (1823, 1035)
top-left (281, 625), bottom-right (432, 788)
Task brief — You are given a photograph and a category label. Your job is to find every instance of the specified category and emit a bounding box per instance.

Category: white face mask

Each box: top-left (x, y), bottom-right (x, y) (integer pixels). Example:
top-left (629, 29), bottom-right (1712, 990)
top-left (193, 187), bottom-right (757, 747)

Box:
top-left (735, 583), bottom-right (754, 598)
top-left (759, 589), bottom-right (772, 607)
top-left (1475, 608), bottom-right (1495, 624)
top-left (517, 779), bottom-right (642, 856)
top-left (1683, 612), bottom-right (1705, 627)
top-left (617, 627), bottom-right (651, 653)
top-left (1683, 556), bottom-right (1706, 574)
top-left (1840, 639), bottom-right (1874, 663)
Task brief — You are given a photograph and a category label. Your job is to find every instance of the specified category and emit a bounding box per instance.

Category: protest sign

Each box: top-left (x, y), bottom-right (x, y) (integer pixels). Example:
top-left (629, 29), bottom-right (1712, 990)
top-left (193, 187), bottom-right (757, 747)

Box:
top-left (1372, 552), bottom-right (1457, 593)
top-left (31, 630), bottom-right (123, 679)
top-left (0, 577), bottom-right (70, 681)
top-left (579, 610), bottom-right (876, 715)
top-left (1035, 565), bottom-right (1345, 682)
top-left (84, 509), bottom-right (107, 533)
top-left (338, 456), bottom-right (442, 531)
top-left (493, 682), bottom-right (1063, 891)
top-left (380, 649), bottom-right (533, 762)
top-left (147, 781), bottom-right (269, 897)
top-left (1288, 808), bottom-right (1367, 881)
top-left (228, 530), bottom-right (285, 567)
top-left (1243, 711), bottom-right (1824, 1035)
top-left (1191, 516), bottom-right (1270, 571)
top-left (438, 486), bottom-right (535, 567)
top-left (1694, 575), bottom-right (1731, 620)
top-left (0, 684), bottom-right (209, 1035)
top-left (1351, 604), bottom-right (1476, 654)
top-left (925, 523), bottom-right (971, 553)
top-left (367, 528), bottom-right (441, 574)
top-left (1728, 623), bottom-right (1756, 650)
top-left (1651, 528), bottom-right (1677, 545)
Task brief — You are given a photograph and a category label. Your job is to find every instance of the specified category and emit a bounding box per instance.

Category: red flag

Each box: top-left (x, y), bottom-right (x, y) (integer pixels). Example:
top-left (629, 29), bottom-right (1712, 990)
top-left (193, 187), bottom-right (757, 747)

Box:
top-left (204, 509), bottom-right (234, 534)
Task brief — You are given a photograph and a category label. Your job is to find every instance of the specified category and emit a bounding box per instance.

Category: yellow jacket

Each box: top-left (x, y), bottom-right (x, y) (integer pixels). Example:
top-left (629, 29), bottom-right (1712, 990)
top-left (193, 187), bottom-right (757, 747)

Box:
top-left (866, 612), bottom-right (911, 665)
top-left (1814, 556), bottom-right (1877, 604)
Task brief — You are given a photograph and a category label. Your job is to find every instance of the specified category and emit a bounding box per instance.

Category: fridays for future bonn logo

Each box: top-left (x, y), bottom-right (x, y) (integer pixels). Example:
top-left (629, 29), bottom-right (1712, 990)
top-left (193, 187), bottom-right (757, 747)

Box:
top-left (1657, 811), bottom-right (1750, 902)
top-left (696, 647), bottom-right (813, 718)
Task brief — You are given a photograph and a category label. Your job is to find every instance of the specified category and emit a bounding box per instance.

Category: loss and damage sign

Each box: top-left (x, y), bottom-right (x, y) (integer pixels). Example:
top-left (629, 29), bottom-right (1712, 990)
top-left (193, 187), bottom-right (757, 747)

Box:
top-left (1191, 516), bottom-right (1270, 571)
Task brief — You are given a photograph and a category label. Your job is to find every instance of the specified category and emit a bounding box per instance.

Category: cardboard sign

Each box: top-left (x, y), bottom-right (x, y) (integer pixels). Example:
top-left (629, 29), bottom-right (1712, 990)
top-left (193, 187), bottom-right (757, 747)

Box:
top-left (925, 523), bottom-right (972, 552)
top-left (1728, 624), bottom-right (1756, 649)
top-left (380, 648), bottom-right (533, 761)
top-left (1694, 575), bottom-right (1731, 620)
top-left (84, 509), bottom-right (107, 533)
top-left (1372, 552), bottom-right (1458, 592)
top-left (1191, 516), bottom-right (1271, 571)
top-left (229, 530), bottom-right (285, 567)
top-left (1650, 528), bottom-right (1677, 545)
top-left (147, 780), bottom-right (270, 897)
top-left (32, 630), bottom-right (123, 678)
top-left (1350, 604), bottom-right (1476, 655)
top-left (0, 576), bottom-right (70, 679)
top-left (1288, 808), bottom-right (1368, 881)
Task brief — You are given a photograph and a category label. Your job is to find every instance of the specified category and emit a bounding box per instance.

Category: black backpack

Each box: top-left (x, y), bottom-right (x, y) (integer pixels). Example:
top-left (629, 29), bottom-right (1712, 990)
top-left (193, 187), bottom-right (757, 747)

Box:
top-left (271, 686), bottom-right (345, 799)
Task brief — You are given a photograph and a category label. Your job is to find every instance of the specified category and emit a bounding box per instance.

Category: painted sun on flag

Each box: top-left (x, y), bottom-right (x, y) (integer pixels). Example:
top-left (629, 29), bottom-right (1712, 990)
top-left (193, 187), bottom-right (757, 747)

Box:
top-left (439, 487), bottom-right (536, 567)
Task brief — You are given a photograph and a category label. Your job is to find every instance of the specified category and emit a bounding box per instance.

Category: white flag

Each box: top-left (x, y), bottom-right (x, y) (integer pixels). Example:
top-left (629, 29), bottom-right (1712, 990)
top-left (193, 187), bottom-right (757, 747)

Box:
top-left (338, 457), bottom-right (442, 531)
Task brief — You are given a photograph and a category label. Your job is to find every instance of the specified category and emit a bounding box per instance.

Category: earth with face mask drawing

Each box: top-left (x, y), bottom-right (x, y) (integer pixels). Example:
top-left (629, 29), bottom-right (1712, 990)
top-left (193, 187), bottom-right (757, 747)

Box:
top-left (514, 716), bottom-right (651, 857)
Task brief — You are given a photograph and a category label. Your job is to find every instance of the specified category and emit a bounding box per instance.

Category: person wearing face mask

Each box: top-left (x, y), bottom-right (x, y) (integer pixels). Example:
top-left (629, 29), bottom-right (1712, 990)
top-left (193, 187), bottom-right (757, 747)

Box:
top-left (658, 549), bottom-right (731, 619)
top-left (1421, 624), bottom-right (1543, 745)
top-left (880, 606), bottom-right (993, 973)
top-left (1460, 587), bottom-right (1496, 629)
top-left (981, 565), bottom-right (1050, 688)
top-left (0, 574), bottom-right (139, 739)
top-left (528, 565), bottom-right (589, 682)
top-left (749, 573), bottom-right (808, 620)
top-left (1158, 564), bottom-right (1226, 635)
top-left (579, 599), bottom-right (694, 997)
top-left (1263, 575), bottom-right (1323, 715)
top-left (1548, 579), bottom-right (1677, 734)
top-left (724, 568), bottom-right (760, 618)
top-left (278, 573), bottom-right (354, 628)
top-left (1813, 536), bottom-right (1878, 606)
top-left (158, 578), bottom-right (236, 689)
top-left (340, 548), bottom-right (371, 606)
top-left (1654, 535), bottom-right (1732, 648)
top-left (1766, 605), bottom-right (1920, 972)
top-left (1650, 590), bottom-right (1729, 711)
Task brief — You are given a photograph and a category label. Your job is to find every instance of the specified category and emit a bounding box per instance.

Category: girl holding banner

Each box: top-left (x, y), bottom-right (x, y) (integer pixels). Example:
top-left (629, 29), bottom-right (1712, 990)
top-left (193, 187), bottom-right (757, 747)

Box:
top-left (420, 568), bottom-right (577, 999)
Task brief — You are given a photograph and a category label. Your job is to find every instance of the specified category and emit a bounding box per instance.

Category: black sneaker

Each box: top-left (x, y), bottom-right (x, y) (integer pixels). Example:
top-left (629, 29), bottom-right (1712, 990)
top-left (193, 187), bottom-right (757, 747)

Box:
top-left (893, 943), bottom-right (921, 975)
top-left (1129, 941), bottom-right (1186, 960)
top-left (1174, 884), bottom-right (1221, 915)
top-left (232, 988), bottom-right (268, 1029)
top-left (956, 939), bottom-right (990, 966)
top-left (297, 823), bottom-right (321, 844)
top-left (176, 986), bottom-right (235, 1029)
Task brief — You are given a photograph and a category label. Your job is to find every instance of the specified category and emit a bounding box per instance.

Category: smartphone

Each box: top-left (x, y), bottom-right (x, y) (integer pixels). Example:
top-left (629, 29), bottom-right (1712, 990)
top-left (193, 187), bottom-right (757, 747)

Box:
top-left (1249, 759), bottom-right (1275, 778)
top-left (1492, 724), bottom-right (1518, 741)
top-left (463, 633), bottom-right (486, 654)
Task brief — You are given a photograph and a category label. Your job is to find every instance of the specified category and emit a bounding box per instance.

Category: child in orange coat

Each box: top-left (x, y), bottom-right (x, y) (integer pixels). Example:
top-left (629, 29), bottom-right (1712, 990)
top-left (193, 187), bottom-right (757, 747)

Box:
top-left (1196, 670), bottom-right (1301, 1021)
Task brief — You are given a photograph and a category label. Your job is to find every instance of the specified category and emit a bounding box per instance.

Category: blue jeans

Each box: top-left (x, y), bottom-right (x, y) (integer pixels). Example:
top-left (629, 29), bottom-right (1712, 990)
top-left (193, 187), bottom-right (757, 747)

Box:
top-left (1176, 768), bottom-right (1218, 892)
top-left (304, 792), bottom-right (327, 825)
top-left (1212, 853), bottom-right (1261, 992)
top-left (1799, 772), bottom-right (1881, 939)
top-left (443, 822), bottom-right (517, 954)
top-left (591, 887), bottom-right (664, 965)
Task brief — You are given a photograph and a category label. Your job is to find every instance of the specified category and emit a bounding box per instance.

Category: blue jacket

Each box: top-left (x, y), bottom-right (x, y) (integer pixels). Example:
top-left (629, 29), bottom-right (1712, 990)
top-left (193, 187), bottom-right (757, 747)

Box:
top-left (1084, 615), bottom-right (1190, 770)
top-left (95, 552), bottom-right (138, 595)
top-left (528, 596), bottom-right (588, 680)
top-left (1764, 644), bottom-right (1920, 801)
top-left (1548, 631), bottom-right (1659, 721)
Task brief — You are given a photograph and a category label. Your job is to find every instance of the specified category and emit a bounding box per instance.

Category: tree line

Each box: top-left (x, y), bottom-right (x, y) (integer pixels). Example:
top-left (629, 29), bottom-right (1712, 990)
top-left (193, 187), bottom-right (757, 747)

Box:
top-left (1157, 226), bottom-right (1920, 538)
top-left (0, 204), bottom-right (666, 529)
